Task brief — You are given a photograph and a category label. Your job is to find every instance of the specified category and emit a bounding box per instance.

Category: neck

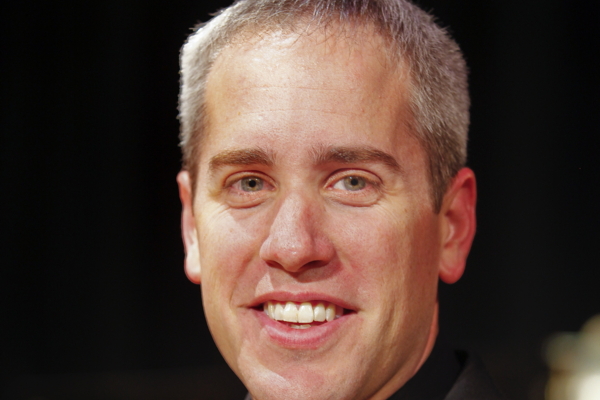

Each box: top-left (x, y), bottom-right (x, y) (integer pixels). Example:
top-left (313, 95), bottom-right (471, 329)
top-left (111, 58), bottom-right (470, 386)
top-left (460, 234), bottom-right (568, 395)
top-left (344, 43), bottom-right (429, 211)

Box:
top-left (413, 301), bottom-right (439, 376)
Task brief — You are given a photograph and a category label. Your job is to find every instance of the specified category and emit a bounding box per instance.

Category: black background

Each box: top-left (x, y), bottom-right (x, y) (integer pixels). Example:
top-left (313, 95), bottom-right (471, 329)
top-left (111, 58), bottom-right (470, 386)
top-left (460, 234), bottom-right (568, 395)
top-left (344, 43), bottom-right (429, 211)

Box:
top-left (1, 1), bottom-right (599, 399)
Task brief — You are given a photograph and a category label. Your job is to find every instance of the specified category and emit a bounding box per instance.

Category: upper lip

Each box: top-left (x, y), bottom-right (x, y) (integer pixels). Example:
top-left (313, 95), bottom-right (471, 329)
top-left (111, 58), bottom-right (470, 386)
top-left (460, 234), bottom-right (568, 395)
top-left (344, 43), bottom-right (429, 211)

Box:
top-left (249, 291), bottom-right (358, 311)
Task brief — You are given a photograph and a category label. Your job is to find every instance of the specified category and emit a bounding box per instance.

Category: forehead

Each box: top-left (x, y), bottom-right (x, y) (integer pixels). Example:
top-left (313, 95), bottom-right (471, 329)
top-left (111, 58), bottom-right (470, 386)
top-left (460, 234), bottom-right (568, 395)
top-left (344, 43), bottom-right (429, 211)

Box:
top-left (211, 25), bottom-right (398, 87)
top-left (200, 26), bottom-right (425, 178)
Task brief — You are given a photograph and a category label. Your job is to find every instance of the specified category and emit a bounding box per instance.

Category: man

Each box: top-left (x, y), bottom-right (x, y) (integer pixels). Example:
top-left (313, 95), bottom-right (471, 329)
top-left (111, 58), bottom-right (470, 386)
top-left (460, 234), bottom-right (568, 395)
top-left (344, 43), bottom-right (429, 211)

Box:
top-left (176, 0), bottom-right (503, 399)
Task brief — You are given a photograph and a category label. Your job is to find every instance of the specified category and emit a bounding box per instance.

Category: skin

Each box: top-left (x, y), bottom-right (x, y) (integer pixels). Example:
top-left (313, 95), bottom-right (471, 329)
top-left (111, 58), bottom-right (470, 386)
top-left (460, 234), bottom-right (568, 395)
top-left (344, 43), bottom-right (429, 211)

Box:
top-left (178, 27), bottom-right (476, 400)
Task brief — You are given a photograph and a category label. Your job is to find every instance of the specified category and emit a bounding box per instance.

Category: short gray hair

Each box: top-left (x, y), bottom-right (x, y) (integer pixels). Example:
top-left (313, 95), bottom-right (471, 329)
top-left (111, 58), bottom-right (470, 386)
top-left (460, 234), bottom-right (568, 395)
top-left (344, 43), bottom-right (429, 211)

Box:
top-left (178, 0), bottom-right (469, 211)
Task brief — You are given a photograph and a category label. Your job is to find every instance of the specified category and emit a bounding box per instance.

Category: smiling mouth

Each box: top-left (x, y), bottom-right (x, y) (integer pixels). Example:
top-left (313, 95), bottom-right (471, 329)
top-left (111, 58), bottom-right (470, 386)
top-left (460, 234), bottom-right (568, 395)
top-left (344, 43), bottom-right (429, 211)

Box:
top-left (261, 301), bottom-right (348, 329)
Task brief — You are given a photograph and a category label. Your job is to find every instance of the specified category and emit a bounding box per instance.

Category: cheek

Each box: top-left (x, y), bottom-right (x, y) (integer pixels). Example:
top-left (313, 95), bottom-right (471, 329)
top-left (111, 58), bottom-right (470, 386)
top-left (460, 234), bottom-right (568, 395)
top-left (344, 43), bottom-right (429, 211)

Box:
top-left (196, 206), bottom-right (269, 300)
top-left (196, 208), bottom-right (271, 358)
top-left (331, 206), bottom-right (440, 305)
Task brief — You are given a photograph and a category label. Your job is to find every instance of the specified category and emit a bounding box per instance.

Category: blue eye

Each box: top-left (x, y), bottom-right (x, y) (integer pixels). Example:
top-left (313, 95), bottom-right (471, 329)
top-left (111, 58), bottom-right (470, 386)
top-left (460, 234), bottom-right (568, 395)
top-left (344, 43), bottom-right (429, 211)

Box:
top-left (240, 177), bottom-right (264, 192)
top-left (336, 176), bottom-right (366, 191)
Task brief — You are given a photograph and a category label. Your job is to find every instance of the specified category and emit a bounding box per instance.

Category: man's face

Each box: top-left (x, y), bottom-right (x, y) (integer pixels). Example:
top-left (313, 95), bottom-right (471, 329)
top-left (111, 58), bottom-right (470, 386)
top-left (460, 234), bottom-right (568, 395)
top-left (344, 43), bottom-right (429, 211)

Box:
top-left (183, 29), bottom-right (449, 400)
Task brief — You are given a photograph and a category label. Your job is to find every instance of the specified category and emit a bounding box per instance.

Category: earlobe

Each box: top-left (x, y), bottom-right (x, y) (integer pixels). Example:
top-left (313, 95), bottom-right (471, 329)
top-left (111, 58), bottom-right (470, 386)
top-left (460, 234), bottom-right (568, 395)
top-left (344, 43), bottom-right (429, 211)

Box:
top-left (438, 167), bottom-right (477, 284)
top-left (177, 170), bottom-right (202, 284)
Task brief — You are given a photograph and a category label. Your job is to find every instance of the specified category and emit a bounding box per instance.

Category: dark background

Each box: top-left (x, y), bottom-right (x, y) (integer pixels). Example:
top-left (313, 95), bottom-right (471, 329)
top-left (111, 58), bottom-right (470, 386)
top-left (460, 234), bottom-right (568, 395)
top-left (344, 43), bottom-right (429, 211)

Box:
top-left (1, 1), bottom-right (599, 399)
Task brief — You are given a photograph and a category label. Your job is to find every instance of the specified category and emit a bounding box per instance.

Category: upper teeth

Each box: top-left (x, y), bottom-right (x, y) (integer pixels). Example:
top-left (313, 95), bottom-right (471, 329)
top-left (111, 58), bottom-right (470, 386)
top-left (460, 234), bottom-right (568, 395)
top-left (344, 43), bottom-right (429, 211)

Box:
top-left (263, 301), bottom-right (343, 324)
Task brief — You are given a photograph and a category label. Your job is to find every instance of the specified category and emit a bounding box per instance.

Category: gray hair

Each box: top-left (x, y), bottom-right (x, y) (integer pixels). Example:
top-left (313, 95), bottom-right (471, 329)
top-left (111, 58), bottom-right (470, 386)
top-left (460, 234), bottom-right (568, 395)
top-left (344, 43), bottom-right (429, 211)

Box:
top-left (178, 0), bottom-right (469, 211)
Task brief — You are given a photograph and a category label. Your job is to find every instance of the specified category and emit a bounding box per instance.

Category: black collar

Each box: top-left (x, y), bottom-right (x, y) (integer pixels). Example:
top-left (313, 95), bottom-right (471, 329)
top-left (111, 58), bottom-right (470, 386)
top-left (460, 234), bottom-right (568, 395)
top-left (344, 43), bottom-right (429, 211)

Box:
top-left (387, 339), bottom-right (461, 400)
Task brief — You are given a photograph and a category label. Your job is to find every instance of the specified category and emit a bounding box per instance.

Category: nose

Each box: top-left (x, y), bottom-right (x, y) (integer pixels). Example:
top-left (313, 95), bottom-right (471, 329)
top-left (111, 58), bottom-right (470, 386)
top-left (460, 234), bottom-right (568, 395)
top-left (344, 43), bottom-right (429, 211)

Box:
top-left (259, 192), bottom-right (334, 273)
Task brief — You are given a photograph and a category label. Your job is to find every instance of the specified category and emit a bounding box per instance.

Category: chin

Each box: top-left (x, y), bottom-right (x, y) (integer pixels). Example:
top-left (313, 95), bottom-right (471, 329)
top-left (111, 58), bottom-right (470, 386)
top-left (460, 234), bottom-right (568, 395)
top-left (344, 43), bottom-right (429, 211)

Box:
top-left (237, 356), bottom-right (358, 400)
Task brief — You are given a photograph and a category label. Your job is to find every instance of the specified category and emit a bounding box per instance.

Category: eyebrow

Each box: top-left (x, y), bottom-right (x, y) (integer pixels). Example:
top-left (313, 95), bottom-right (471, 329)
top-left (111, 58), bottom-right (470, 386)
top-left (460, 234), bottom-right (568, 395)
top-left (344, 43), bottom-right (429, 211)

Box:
top-left (208, 148), bottom-right (275, 175)
top-left (207, 145), bottom-right (402, 175)
top-left (313, 146), bottom-right (402, 173)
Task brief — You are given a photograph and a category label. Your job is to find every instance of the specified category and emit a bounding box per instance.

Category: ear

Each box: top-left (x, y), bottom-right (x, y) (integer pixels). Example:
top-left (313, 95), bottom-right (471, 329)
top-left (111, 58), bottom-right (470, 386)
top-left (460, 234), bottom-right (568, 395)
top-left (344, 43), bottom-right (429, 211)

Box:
top-left (177, 170), bottom-right (201, 284)
top-left (438, 167), bottom-right (477, 284)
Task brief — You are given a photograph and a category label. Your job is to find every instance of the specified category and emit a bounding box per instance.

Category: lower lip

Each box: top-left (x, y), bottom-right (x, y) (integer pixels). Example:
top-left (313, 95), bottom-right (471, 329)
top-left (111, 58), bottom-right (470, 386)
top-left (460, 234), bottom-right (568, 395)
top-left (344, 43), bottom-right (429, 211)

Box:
top-left (253, 308), bottom-right (351, 349)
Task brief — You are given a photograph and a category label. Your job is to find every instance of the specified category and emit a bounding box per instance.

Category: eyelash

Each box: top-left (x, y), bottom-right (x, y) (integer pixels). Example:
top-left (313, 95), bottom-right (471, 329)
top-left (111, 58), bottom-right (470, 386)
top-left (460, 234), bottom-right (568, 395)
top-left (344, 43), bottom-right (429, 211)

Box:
top-left (226, 172), bottom-right (271, 189)
top-left (327, 170), bottom-right (380, 190)
top-left (222, 169), bottom-right (381, 207)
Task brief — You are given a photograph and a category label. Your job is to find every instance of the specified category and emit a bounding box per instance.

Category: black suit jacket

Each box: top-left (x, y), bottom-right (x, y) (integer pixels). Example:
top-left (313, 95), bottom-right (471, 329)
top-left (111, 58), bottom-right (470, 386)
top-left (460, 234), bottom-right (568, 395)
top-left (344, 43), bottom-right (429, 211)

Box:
top-left (389, 341), bottom-right (506, 400)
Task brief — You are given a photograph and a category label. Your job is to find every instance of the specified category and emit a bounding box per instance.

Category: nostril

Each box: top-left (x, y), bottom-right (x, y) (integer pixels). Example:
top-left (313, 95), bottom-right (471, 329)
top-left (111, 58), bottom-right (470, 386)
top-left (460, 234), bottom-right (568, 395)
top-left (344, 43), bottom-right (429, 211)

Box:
top-left (303, 260), bottom-right (328, 269)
